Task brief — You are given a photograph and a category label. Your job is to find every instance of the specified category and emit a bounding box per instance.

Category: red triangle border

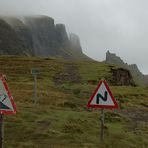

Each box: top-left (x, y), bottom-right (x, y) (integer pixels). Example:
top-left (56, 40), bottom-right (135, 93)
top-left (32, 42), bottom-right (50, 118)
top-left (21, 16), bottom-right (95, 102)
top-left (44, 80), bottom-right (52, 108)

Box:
top-left (87, 80), bottom-right (118, 109)
top-left (0, 75), bottom-right (16, 115)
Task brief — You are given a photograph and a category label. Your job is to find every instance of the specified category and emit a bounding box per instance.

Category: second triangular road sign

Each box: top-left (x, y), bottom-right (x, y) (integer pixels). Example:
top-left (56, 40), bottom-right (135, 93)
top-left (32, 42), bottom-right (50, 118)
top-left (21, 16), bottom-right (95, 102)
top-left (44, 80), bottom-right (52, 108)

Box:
top-left (87, 80), bottom-right (118, 109)
top-left (0, 75), bottom-right (16, 114)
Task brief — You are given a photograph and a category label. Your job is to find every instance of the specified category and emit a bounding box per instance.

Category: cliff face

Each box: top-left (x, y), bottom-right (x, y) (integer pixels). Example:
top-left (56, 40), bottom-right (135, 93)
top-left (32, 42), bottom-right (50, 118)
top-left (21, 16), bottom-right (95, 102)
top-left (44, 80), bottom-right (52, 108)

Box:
top-left (4, 17), bottom-right (34, 55)
top-left (25, 16), bottom-right (58, 56)
top-left (0, 19), bottom-right (28, 55)
top-left (55, 24), bottom-right (70, 48)
top-left (105, 51), bottom-right (148, 86)
top-left (69, 33), bottom-right (82, 53)
top-left (0, 15), bottom-right (89, 60)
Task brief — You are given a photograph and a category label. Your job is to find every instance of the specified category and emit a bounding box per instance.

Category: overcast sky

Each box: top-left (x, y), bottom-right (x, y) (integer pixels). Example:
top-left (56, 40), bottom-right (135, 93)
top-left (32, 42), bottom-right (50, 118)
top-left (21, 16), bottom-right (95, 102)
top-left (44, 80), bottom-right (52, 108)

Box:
top-left (0, 0), bottom-right (148, 74)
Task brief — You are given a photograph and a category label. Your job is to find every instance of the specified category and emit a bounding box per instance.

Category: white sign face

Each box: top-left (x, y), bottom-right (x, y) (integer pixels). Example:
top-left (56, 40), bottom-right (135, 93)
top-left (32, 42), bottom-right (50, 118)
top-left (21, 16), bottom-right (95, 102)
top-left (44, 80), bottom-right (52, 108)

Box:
top-left (87, 80), bottom-right (118, 109)
top-left (0, 76), bottom-right (16, 114)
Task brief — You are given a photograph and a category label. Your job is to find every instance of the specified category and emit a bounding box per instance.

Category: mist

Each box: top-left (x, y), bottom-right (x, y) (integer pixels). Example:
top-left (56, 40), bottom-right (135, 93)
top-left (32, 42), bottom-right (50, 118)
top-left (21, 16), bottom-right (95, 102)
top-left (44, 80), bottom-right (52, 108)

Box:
top-left (0, 0), bottom-right (148, 74)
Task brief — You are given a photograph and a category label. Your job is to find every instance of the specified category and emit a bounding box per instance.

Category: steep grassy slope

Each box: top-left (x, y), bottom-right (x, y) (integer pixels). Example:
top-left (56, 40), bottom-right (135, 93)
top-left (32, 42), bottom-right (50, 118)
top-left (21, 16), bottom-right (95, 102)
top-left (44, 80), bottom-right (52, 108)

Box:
top-left (0, 56), bottom-right (147, 148)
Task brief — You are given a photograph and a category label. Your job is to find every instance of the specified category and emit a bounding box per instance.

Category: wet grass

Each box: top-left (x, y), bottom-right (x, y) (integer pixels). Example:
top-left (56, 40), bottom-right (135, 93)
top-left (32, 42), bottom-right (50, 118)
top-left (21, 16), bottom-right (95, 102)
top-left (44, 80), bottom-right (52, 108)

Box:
top-left (0, 56), bottom-right (147, 148)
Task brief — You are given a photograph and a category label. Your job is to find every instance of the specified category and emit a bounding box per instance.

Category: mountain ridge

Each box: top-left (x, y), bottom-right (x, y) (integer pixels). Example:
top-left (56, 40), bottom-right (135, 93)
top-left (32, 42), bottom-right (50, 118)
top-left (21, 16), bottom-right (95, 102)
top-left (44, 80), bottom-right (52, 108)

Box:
top-left (0, 15), bottom-right (90, 60)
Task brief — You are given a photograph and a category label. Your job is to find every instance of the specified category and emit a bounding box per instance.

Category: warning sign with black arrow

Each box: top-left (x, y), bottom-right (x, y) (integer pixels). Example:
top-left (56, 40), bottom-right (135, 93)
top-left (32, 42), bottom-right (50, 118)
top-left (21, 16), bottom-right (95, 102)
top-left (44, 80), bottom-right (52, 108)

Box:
top-left (87, 80), bottom-right (118, 109)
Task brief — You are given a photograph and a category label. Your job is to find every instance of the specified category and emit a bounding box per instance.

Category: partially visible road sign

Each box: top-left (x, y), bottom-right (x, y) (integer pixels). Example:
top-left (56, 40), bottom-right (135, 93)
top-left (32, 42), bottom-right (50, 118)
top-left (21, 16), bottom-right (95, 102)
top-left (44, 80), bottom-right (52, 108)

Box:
top-left (0, 75), bottom-right (16, 114)
top-left (31, 68), bottom-right (40, 75)
top-left (87, 80), bottom-right (118, 109)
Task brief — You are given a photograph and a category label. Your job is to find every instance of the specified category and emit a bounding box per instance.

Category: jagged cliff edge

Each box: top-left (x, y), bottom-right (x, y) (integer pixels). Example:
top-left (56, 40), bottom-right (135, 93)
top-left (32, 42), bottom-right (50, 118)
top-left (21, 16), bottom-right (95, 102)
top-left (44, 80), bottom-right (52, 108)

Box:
top-left (0, 15), bottom-right (90, 60)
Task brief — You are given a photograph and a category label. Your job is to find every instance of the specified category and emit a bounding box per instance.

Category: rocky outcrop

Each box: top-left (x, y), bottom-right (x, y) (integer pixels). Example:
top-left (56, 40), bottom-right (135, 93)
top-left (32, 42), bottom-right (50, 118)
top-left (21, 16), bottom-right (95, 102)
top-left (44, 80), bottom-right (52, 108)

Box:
top-left (110, 68), bottom-right (135, 86)
top-left (55, 24), bottom-right (70, 48)
top-left (0, 15), bottom-right (89, 60)
top-left (105, 51), bottom-right (148, 86)
top-left (0, 19), bottom-right (28, 55)
top-left (24, 16), bottom-right (58, 56)
top-left (106, 51), bottom-right (125, 66)
top-left (4, 17), bottom-right (34, 55)
top-left (69, 33), bottom-right (82, 53)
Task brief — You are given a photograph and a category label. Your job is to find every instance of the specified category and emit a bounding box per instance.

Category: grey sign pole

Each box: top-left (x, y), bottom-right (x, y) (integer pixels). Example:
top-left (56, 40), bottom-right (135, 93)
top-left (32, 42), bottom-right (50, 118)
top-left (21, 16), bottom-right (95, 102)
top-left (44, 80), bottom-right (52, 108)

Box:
top-left (0, 114), bottom-right (3, 148)
top-left (33, 74), bottom-right (37, 104)
top-left (31, 68), bottom-right (40, 104)
top-left (100, 108), bottom-right (104, 141)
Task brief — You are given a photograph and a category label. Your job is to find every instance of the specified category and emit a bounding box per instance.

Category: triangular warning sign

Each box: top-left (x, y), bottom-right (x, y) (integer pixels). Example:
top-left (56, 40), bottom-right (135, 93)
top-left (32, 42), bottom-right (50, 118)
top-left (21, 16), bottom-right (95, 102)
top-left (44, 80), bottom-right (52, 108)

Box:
top-left (0, 75), bottom-right (16, 114)
top-left (87, 80), bottom-right (118, 109)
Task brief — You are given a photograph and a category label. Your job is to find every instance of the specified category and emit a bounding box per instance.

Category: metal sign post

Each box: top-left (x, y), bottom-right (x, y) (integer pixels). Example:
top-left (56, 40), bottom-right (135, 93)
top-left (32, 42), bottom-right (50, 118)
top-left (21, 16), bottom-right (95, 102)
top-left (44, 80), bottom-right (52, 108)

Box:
top-left (31, 68), bottom-right (40, 104)
top-left (34, 74), bottom-right (37, 104)
top-left (100, 108), bottom-right (104, 141)
top-left (0, 114), bottom-right (3, 148)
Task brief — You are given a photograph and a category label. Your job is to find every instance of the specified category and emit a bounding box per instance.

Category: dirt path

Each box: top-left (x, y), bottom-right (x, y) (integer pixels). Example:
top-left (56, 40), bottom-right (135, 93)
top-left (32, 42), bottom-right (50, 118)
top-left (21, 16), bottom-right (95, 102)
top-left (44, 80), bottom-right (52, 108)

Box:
top-left (53, 63), bottom-right (81, 85)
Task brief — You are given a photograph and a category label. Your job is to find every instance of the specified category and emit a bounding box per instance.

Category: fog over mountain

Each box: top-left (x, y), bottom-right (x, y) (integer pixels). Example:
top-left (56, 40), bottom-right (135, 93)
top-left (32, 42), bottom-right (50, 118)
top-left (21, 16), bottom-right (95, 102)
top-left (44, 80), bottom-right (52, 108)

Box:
top-left (0, 0), bottom-right (148, 74)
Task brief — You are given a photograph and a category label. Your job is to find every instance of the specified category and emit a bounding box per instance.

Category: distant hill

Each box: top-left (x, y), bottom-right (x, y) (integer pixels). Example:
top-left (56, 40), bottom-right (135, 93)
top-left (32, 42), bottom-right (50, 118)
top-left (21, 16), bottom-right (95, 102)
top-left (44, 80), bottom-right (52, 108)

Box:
top-left (105, 50), bottom-right (148, 86)
top-left (0, 15), bottom-right (90, 60)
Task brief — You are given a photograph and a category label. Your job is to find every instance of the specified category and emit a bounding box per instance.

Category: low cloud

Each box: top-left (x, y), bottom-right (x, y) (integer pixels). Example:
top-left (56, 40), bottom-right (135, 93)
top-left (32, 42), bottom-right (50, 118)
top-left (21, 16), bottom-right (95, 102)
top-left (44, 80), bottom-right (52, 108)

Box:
top-left (0, 0), bottom-right (148, 73)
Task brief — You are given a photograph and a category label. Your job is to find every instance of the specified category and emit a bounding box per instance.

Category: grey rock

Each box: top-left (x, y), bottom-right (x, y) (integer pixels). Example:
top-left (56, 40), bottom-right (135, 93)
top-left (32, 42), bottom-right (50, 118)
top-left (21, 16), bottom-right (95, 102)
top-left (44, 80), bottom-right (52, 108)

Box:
top-left (105, 50), bottom-right (148, 86)
top-left (69, 33), bottom-right (82, 53)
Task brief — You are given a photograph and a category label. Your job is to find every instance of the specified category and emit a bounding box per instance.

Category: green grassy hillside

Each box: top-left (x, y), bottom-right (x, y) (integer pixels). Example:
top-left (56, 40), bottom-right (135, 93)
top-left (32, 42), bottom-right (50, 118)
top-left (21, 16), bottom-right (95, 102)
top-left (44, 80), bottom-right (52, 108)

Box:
top-left (0, 56), bottom-right (147, 148)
